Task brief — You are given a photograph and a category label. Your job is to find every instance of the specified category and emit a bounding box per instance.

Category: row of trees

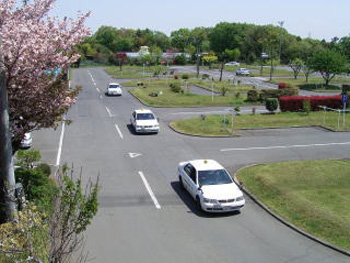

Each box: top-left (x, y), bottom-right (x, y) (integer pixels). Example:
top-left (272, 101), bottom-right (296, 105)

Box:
top-left (77, 23), bottom-right (350, 68)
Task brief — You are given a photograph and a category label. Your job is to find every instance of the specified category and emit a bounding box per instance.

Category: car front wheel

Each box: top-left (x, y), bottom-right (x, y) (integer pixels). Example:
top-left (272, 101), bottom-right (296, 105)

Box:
top-left (196, 196), bottom-right (202, 212)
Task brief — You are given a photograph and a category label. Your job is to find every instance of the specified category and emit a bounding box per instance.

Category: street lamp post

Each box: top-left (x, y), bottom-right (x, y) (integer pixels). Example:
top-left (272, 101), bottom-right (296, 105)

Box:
top-left (278, 21), bottom-right (284, 63)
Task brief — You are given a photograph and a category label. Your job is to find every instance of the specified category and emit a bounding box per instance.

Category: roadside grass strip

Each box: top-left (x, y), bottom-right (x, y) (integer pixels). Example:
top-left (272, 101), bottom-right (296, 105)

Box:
top-left (236, 160), bottom-right (350, 251)
top-left (170, 111), bottom-right (350, 135)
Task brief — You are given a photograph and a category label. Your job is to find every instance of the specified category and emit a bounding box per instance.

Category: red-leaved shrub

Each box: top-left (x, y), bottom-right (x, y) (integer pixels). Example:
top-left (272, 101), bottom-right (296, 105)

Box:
top-left (279, 95), bottom-right (342, 112)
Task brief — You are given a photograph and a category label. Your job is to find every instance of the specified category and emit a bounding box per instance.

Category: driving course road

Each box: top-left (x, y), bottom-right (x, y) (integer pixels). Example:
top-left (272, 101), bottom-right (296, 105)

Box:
top-left (33, 67), bottom-right (350, 263)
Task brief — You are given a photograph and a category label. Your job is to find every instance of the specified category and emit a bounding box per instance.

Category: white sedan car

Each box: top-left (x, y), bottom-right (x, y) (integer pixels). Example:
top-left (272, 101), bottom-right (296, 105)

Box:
top-left (235, 68), bottom-right (250, 76)
top-left (130, 109), bottom-right (160, 134)
top-left (106, 82), bottom-right (122, 96)
top-left (178, 159), bottom-right (245, 213)
top-left (225, 61), bottom-right (240, 66)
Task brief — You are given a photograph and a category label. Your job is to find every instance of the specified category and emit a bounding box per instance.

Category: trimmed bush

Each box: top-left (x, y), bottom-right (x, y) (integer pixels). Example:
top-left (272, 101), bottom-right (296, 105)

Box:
top-left (259, 87), bottom-right (299, 102)
top-left (279, 95), bottom-right (342, 112)
top-left (202, 73), bottom-right (210, 79)
top-left (265, 98), bottom-right (279, 113)
top-left (182, 74), bottom-right (189, 80)
top-left (247, 89), bottom-right (259, 102)
top-left (169, 82), bottom-right (183, 93)
top-left (278, 82), bottom-right (287, 89)
top-left (15, 167), bottom-right (58, 210)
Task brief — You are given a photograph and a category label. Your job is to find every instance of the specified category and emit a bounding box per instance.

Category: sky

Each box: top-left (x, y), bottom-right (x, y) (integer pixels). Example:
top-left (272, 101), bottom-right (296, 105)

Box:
top-left (52, 0), bottom-right (350, 41)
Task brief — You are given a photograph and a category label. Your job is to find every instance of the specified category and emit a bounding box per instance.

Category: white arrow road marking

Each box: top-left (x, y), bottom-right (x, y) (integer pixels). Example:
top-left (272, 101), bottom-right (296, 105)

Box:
top-left (138, 171), bottom-right (161, 209)
top-left (114, 124), bottom-right (123, 139)
top-left (220, 141), bottom-right (350, 152)
top-left (129, 152), bottom-right (142, 158)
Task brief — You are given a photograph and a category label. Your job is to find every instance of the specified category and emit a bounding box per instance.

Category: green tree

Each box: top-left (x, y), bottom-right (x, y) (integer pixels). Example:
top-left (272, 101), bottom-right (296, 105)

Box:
top-left (191, 27), bottom-right (208, 78)
top-left (171, 28), bottom-right (192, 51)
top-left (217, 49), bottom-right (240, 81)
top-left (307, 49), bottom-right (347, 86)
top-left (150, 46), bottom-right (163, 64)
top-left (289, 58), bottom-right (303, 79)
top-left (202, 53), bottom-right (218, 69)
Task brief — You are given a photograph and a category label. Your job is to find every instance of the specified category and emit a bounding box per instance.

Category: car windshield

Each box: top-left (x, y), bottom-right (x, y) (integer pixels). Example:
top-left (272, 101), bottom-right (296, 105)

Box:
top-left (109, 84), bottom-right (120, 88)
top-left (198, 169), bottom-right (233, 186)
top-left (137, 113), bottom-right (155, 120)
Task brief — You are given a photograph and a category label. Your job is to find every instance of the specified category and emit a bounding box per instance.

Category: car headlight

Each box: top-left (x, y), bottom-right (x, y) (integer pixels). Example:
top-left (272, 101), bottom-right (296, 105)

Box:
top-left (236, 196), bottom-right (244, 201)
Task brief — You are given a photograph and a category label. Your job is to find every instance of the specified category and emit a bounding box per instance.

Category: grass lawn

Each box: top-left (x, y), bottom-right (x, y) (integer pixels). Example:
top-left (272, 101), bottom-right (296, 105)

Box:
top-left (128, 79), bottom-right (257, 107)
top-left (236, 160), bottom-right (350, 251)
top-left (105, 65), bottom-right (167, 79)
top-left (170, 111), bottom-right (350, 136)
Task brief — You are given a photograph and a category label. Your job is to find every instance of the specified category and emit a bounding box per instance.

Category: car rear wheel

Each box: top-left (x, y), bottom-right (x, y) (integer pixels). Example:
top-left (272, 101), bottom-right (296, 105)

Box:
top-left (179, 176), bottom-right (184, 189)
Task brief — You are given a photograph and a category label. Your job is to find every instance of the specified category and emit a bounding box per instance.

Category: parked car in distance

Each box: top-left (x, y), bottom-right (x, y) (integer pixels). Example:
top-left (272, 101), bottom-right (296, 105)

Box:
top-left (225, 61), bottom-right (240, 66)
top-left (235, 68), bottom-right (250, 76)
top-left (130, 108), bottom-right (160, 134)
top-left (106, 82), bottom-right (122, 96)
top-left (19, 132), bottom-right (32, 149)
top-left (178, 159), bottom-right (245, 213)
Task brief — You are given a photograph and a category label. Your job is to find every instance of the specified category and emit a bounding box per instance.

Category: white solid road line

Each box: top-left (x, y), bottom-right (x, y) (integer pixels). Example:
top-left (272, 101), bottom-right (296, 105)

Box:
top-left (114, 124), bottom-right (124, 139)
top-left (105, 107), bottom-right (113, 117)
top-left (221, 141), bottom-right (350, 152)
top-left (138, 171), bottom-right (161, 209)
top-left (87, 70), bottom-right (96, 86)
top-left (55, 120), bottom-right (66, 166)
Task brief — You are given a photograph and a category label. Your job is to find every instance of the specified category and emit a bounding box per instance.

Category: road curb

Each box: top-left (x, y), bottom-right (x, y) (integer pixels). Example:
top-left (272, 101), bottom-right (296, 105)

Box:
top-left (233, 165), bottom-right (350, 257)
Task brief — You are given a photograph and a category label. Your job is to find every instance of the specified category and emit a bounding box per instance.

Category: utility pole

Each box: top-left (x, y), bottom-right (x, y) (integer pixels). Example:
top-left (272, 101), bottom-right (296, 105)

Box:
top-left (0, 36), bottom-right (16, 223)
top-left (278, 21), bottom-right (284, 63)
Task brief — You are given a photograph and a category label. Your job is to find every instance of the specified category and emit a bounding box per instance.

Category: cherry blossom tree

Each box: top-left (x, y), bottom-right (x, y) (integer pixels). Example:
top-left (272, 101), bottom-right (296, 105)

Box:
top-left (0, 0), bottom-right (90, 222)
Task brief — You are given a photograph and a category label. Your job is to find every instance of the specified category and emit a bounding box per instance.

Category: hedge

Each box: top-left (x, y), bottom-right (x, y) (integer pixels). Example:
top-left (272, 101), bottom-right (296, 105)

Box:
top-left (259, 87), bottom-right (299, 101)
top-left (279, 95), bottom-right (342, 112)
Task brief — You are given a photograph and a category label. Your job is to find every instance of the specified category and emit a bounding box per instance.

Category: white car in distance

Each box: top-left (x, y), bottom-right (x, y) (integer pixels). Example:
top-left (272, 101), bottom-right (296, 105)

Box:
top-left (106, 82), bottom-right (122, 96)
top-left (130, 109), bottom-right (160, 134)
top-left (19, 132), bottom-right (32, 149)
top-left (178, 159), bottom-right (245, 213)
top-left (225, 61), bottom-right (240, 66)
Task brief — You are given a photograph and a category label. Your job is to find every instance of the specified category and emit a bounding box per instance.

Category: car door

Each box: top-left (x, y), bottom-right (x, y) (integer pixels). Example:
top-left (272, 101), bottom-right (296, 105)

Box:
top-left (130, 111), bottom-right (136, 128)
top-left (183, 164), bottom-right (198, 198)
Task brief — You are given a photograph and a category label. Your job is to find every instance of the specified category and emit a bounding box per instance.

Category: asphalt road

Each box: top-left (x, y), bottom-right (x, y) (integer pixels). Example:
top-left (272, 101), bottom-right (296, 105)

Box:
top-left (32, 67), bottom-right (350, 263)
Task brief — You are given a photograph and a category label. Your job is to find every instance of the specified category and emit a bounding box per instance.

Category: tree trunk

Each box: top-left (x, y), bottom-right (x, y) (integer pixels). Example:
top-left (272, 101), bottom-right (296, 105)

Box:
top-left (219, 62), bottom-right (224, 82)
top-left (0, 58), bottom-right (16, 223)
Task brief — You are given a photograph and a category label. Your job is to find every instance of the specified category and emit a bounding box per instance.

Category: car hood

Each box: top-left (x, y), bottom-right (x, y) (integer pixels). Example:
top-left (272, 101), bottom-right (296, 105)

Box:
top-left (201, 183), bottom-right (242, 200)
top-left (135, 120), bottom-right (159, 126)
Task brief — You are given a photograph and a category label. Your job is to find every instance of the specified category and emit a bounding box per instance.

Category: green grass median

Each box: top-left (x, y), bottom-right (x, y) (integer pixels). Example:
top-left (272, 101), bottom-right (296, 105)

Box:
top-left (170, 111), bottom-right (350, 136)
top-left (236, 160), bottom-right (350, 251)
top-left (128, 79), bottom-right (254, 107)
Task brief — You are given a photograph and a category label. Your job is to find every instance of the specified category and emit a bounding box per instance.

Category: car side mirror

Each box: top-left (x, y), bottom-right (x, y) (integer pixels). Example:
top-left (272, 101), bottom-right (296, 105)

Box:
top-left (239, 182), bottom-right (244, 190)
top-left (157, 117), bottom-right (159, 122)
